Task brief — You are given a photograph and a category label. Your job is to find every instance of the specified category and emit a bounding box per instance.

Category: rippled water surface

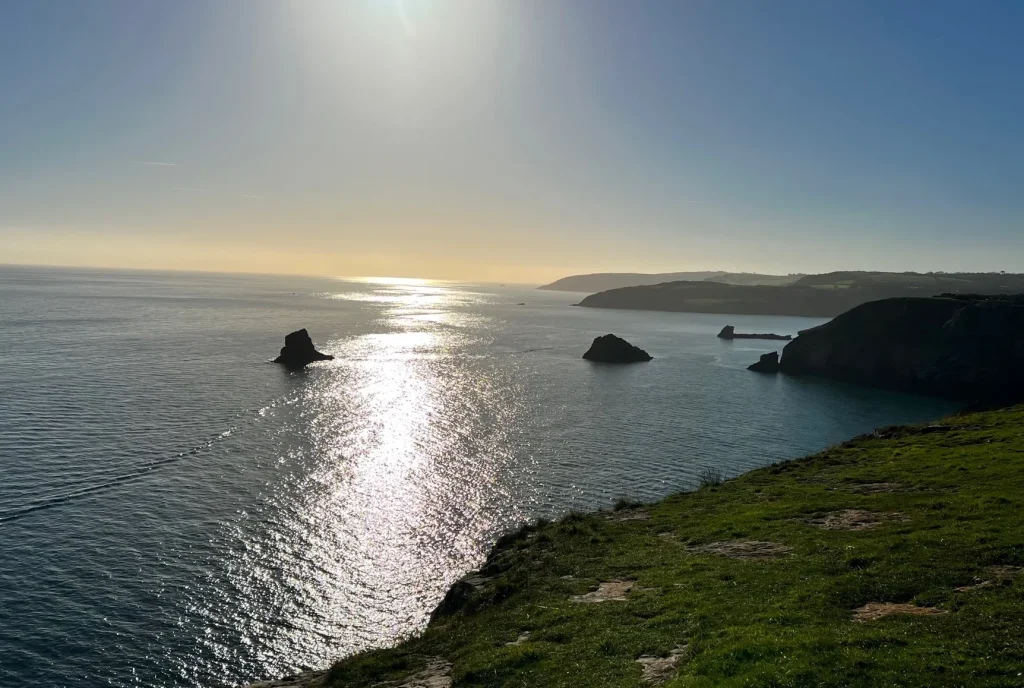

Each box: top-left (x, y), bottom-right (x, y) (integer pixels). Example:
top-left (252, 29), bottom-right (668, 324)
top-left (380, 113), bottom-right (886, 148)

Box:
top-left (0, 266), bottom-right (955, 686)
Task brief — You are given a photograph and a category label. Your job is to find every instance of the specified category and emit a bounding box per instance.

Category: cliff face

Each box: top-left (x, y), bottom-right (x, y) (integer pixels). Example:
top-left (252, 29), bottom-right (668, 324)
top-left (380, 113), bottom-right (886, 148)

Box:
top-left (779, 296), bottom-right (1024, 400)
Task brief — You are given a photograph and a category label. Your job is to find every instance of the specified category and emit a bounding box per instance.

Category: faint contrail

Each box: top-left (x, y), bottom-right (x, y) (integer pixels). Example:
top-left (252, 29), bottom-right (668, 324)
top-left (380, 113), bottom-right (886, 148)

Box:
top-left (135, 161), bottom-right (178, 166)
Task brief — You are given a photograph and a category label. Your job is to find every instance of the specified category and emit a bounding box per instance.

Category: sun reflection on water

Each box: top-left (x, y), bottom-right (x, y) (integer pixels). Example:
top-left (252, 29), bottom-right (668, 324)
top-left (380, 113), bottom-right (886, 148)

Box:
top-left (205, 280), bottom-right (529, 678)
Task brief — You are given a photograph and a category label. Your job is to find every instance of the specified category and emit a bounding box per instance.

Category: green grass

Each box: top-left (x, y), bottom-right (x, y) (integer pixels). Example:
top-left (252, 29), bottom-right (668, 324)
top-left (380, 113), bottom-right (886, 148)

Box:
top-left (325, 406), bottom-right (1024, 687)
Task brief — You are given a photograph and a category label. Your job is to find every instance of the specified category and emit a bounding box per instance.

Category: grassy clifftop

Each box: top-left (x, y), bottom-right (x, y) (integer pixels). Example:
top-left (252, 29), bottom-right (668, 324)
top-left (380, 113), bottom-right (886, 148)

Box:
top-left (308, 407), bottom-right (1024, 687)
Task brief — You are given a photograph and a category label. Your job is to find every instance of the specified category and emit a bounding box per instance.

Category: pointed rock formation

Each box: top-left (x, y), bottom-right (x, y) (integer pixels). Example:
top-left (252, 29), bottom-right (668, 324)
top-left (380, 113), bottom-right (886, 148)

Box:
top-left (583, 334), bottom-right (652, 363)
top-left (273, 329), bottom-right (334, 369)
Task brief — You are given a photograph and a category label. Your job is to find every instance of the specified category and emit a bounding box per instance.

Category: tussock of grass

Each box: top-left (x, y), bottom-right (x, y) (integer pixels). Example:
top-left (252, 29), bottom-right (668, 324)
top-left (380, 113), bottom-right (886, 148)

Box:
top-left (325, 406), bottom-right (1024, 687)
top-left (696, 467), bottom-right (724, 489)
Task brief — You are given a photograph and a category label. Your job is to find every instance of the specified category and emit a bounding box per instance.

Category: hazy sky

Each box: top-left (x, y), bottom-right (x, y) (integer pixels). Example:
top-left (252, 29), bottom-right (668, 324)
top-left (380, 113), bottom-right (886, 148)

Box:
top-left (2, 1), bottom-right (1023, 282)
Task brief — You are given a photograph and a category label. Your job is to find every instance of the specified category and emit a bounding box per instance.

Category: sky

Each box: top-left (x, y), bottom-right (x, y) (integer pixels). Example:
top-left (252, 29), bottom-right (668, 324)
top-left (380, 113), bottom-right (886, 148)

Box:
top-left (2, 0), bottom-right (1023, 283)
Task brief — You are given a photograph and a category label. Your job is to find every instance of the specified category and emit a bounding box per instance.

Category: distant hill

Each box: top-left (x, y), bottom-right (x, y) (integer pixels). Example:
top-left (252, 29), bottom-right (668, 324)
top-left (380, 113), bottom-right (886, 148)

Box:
top-left (577, 271), bottom-right (1024, 317)
top-left (539, 271), bottom-right (801, 292)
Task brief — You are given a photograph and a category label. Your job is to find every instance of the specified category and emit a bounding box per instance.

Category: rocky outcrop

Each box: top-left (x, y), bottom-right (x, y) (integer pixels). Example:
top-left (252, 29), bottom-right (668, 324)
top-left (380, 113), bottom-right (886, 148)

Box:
top-left (779, 295), bottom-right (1024, 400)
top-left (582, 334), bottom-right (652, 363)
top-left (241, 670), bottom-right (325, 688)
top-left (748, 351), bottom-right (780, 373)
top-left (718, 325), bottom-right (791, 341)
top-left (273, 329), bottom-right (334, 369)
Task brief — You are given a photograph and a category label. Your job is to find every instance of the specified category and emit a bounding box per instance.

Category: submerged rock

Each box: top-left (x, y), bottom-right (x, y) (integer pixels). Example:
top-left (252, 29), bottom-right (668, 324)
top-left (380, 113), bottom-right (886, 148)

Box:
top-left (718, 325), bottom-right (791, 341)
top-left (582, 334), bottom-right (652, 363)
top-left (273, 329), bottom-right (334, 369)
top-left (748, 351), bottom-right (780, 373)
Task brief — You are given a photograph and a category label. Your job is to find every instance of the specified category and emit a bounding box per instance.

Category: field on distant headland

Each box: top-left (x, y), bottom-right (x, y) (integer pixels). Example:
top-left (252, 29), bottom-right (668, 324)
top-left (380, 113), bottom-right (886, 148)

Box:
top-left (576, 271), bottom-right (1024, 317)
top-left (269, 405), bottom-right (1024, 687)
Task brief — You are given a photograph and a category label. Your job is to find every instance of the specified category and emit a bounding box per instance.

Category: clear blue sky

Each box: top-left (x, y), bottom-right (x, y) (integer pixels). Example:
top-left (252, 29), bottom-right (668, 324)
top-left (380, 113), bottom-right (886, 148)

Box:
top-left (2, 1), bottom-right (1023, 281)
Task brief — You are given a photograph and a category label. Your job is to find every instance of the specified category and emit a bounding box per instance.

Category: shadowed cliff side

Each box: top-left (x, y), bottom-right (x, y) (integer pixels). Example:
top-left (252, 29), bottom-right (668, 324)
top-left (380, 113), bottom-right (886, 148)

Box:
top-left (779, 295), bottom-right (1024, 401)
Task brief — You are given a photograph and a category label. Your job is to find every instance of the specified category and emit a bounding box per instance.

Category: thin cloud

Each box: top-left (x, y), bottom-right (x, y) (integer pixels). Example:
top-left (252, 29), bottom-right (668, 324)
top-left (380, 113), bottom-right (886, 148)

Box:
top-left (135, 161), bottom-right (178, 167)
top-left (239, 194), bottom-right (263, 199)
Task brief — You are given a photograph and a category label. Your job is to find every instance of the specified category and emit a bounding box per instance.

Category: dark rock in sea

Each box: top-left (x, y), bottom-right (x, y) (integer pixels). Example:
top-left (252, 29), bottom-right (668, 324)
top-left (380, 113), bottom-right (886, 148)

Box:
top-left (748, 351), bottom-right (780, 373)
top-left (779, 295), bottom-right (1024, 400)
top-left (718, 325), bottom-right (791, 341)
top-left (583, 334), bottom-right (652, 363)
top-left (273, 329), bottom-right (334, 369)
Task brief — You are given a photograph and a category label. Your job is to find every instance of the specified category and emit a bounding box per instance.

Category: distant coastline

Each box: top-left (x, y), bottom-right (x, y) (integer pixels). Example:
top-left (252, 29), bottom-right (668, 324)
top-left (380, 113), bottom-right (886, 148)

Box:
top-left (574, 270), bottom-right (1024, 318)
top-left (538, 271), bottom-right (802, 293)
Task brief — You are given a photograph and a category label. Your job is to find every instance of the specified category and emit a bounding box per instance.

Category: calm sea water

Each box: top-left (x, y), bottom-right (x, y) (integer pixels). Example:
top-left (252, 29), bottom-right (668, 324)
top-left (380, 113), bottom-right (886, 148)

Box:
top-left (0, 266), bottom-right (954, 687)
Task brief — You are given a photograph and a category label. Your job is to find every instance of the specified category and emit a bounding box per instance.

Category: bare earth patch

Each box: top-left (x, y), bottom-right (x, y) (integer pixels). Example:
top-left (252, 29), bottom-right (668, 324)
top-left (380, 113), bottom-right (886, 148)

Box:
top-left (688, 540), bottom-right (793, 560)
top-left (846, 482), bottom-right (907, 494)
top-left (852, 602), bottom-right (948, 622)
top-left (378, 658), bottom-right (453, 688)
top-left (805, 509), bottom-right (905, 530)
top-left (244, 671), bottom-right (325, 688)
top-left (956, 565), bottom-right (1024, 592)
top-left (606, 509), bottom-right (651, 522)
top-left (505, 632), bottom-right (531, 646)
top-left (570, 580), bottom-right (635, 603)
top-left (636, 644), bottom-right (688, 685)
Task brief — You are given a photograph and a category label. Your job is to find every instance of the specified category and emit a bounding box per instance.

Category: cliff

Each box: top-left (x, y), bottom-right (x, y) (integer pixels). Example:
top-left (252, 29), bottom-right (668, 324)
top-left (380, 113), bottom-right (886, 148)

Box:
top-left (576, 271), bottom-right (1024, 317)
top-left (779, 295), bottom-right (1024, 400)
top-left (265, 406), bottom-right (1024, 687)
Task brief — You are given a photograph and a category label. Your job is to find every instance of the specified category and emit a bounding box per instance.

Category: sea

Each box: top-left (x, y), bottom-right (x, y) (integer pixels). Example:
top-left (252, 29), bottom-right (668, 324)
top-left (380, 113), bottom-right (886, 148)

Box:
top-left (0, 265), bottom-right (955, 687)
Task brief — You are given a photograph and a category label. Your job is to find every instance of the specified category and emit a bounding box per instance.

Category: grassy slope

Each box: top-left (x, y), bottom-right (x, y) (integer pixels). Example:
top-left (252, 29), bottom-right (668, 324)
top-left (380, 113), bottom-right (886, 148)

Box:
top-left (325, 407), bottom-right (1024, 687)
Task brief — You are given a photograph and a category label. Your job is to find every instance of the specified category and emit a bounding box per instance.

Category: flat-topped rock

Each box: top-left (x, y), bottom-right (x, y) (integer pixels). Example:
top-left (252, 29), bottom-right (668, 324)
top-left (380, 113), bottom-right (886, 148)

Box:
top-left (718, 325), bottom-right (791, 341)
top-left (748, 351), bottom-right (780, 373)
top-left (273, 329), bottom-right (334, 369)
top-left (582, 334), bottom-right (652, 363)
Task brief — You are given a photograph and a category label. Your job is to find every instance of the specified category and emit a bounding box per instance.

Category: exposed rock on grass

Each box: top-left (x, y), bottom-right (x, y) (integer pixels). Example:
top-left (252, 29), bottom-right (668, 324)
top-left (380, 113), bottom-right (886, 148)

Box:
top-left (505, 632), bottom-right (531, 647)
top-left (687, 540), bottom-right (793, 560)
top-left (845, 482), bottom-right (908, 494)
top-left (377, 658), bottom-right (452, 688)
top-left (570, 580), bottom-right (634, 603)
top-left (852, 602), bottom-right (948, 622)
top-left (956, 565), bottom-right (1024, 591)
top-left (244, 670), bottom-right (325, 688)
top-left (605, 508), bottom-right (651, 522)
top-left (804, 509), bottom-right (905, 530)
top-left (636, 644), bottom-right (688, 685)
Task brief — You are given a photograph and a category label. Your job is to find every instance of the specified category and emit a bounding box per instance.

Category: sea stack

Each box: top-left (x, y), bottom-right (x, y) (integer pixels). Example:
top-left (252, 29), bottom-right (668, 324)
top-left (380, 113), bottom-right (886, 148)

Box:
top-left (582, 334), bottom-right (652, 363)
top-left (273, 329), bottom-right (334, 369)
top-left (748, 351), bottom-right (780, 373)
